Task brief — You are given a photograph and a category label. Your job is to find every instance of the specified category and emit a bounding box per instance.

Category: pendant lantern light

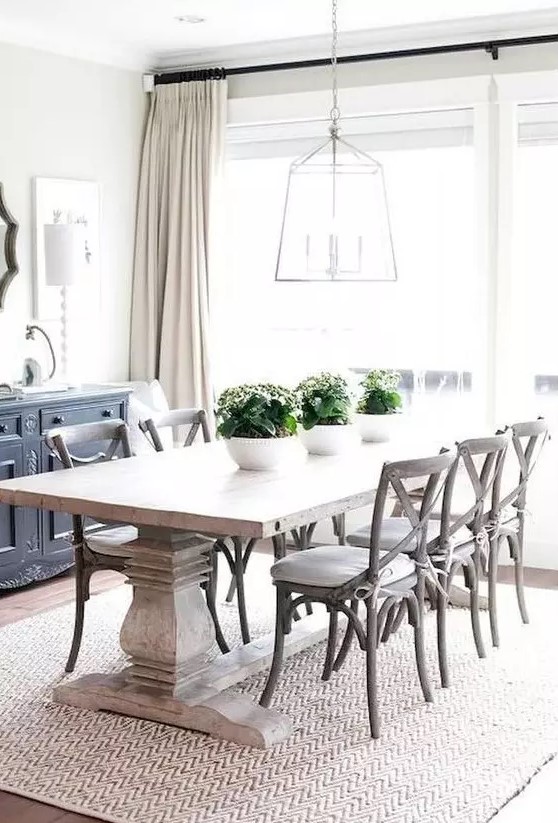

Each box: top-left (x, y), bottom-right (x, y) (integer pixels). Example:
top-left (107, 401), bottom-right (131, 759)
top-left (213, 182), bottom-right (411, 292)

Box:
top-left (275, 0), bottom-right (397, 282)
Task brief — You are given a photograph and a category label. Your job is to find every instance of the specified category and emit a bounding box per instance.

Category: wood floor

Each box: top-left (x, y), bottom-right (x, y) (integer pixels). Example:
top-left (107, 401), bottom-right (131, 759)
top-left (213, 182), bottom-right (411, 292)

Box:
top-left (0, 565), bottom-right (556, 823)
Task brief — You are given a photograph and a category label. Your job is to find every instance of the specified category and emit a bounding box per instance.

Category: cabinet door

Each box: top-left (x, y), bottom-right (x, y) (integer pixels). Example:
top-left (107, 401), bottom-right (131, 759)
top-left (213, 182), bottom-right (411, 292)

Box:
top-left (0, 444), bottom-right (24, 568)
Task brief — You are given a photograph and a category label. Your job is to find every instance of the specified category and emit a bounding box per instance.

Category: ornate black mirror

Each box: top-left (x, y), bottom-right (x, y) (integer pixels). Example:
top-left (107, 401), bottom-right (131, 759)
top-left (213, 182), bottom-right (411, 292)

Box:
top-left (0, 183), bottom-right (19, 311)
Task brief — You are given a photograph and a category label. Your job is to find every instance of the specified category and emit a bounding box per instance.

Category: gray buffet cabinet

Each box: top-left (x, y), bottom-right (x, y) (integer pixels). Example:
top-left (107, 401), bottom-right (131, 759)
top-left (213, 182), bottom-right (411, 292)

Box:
top-left (0, 385), bottom-right (130, 589)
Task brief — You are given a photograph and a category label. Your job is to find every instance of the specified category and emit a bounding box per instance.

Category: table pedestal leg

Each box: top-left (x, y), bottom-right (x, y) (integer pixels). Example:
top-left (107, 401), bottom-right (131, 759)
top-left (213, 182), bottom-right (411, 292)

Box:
top-left (53, 527), bottom-right (301, 748)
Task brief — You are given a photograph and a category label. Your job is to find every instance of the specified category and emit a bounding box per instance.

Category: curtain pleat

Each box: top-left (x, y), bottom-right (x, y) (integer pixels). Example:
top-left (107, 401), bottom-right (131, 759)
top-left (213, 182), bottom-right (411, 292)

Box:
top-left (130, 78), bottom-right (227, 418)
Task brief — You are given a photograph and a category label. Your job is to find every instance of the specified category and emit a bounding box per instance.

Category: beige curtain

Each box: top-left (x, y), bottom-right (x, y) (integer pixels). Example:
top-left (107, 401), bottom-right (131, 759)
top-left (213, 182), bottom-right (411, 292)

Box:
top-left (129, 76), bottom-right (227, 414)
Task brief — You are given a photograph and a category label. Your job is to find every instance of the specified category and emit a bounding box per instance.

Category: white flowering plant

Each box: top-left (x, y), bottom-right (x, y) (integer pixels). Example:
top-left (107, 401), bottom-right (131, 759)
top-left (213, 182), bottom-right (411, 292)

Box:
top-left (357, 369), bottom-right (402, 415)
top-left (296, 372), bottom-right (353, 430)
top-left (216, 383), bottom-right (299, 439)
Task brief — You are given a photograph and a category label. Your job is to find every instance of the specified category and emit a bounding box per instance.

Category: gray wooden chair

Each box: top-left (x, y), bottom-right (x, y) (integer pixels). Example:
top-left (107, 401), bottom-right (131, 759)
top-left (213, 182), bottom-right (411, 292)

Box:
top-left (260, 450), bottom-right (455, 739)
top-left (488, 418), bottom-right (549, 647)
top-left (139, 407), bottom-right (245, 649)
top-left (139, 407), bottom-right (211, 450)
top-left (430, 434), bottom-right (508, 685)
top-left (346, 434), bottom-right (509, 687)
top-left (45, 420), bottom-right (136, 673)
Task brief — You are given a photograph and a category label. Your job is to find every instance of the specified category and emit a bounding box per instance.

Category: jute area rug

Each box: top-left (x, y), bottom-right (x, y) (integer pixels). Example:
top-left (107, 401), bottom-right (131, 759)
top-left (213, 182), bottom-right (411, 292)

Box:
top-left (0, 554), bottom-right (557, 823)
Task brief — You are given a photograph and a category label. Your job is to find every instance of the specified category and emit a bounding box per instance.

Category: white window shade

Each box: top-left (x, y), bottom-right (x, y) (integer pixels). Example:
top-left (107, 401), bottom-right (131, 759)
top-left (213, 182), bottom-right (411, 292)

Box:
top-left (227, 108), bottom-right (474, 160)
top-left (518, 102), bottom-right (558, 144)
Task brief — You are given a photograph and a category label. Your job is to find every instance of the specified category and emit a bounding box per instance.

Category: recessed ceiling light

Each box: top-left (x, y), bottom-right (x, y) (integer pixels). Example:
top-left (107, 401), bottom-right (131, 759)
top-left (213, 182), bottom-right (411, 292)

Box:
top-left (175, 14), bottom-right (206, 24)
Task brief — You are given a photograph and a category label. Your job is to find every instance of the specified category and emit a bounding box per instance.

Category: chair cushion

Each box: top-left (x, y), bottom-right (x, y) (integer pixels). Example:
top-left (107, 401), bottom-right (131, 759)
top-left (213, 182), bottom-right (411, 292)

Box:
top-left (347, 518), bottom-right (472, 553)
top-left (271, 545), bottom-right (415, 589)
top-left (85, 525), bottom-right (138, 556)
top-left (431, 541), bottom-right (475, 567)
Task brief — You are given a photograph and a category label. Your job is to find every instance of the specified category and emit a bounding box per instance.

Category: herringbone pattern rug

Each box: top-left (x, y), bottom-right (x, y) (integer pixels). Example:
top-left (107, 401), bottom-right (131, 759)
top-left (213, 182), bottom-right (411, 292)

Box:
top-left (0, 554), bottom-right (557, 823)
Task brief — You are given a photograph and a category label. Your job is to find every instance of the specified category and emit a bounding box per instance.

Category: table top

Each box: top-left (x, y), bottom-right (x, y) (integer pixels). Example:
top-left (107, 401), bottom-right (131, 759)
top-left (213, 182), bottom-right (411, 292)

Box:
top-left (0, 439), bottom-right (436, 538)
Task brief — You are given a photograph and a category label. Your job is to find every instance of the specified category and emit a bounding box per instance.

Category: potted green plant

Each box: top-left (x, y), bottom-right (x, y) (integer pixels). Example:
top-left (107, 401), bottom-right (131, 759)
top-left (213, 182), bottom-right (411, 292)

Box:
top-left (355, 369), bottom-right (403, 442)
top-left (216, 383), bottom-right (299, 470)
top-left (296, 371), bottom-right (357, 455)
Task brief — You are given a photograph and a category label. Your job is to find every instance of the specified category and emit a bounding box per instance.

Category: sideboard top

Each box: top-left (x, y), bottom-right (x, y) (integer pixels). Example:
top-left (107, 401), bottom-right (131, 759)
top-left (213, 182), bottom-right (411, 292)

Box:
top-left (0, 384), bottom-right (131, 412)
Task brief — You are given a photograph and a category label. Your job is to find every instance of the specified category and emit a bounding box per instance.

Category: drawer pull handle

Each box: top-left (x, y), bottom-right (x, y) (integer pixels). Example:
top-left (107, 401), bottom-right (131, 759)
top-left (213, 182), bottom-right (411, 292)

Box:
top-left (53, 415), bottom-right (65, 425)
top-left (0, 424), bottom-right (7, 434)
top-left (102, 409), bottom-right (114, 418)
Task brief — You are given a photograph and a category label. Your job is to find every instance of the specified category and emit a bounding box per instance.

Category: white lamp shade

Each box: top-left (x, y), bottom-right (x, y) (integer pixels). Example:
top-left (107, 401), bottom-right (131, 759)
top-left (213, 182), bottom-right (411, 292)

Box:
top-left (44, 223), bottom-right (84, 286)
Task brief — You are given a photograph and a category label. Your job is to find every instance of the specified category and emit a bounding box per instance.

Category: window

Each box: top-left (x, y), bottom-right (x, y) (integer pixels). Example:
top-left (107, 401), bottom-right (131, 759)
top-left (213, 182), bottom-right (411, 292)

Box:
top-left (507, 102), bottom-right (558, 566)
top-left (214, 109), bottom-right (482, 433)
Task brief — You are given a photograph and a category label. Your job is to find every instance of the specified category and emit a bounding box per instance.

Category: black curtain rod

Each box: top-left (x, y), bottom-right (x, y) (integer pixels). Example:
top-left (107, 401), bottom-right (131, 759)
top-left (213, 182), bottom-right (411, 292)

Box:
top-left (155, 31), bottom-right (558, 85)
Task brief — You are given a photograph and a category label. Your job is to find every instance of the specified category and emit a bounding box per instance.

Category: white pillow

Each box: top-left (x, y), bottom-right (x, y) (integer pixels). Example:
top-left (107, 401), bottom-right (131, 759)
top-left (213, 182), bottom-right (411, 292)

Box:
top-left (132, 379), bottom-right (169, 413)
top-left (128, 380), bottom-right (173, 456)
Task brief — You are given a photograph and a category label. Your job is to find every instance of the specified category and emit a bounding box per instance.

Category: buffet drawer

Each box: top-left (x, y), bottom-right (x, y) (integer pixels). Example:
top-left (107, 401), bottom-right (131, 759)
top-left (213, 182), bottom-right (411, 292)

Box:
top-left (40, 402), bottom-right (124, 434)
top-left (0, 415), bottom-right (22, 440)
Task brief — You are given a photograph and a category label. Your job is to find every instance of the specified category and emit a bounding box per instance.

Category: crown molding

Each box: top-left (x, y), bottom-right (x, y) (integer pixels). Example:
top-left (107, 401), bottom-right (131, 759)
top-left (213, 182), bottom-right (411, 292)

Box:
top-left (0, 8), bottom-right (557, 76)
top-left (152, 9), bottom-right (558, 72)
top-left (0, 23), bottom-right (153, 73)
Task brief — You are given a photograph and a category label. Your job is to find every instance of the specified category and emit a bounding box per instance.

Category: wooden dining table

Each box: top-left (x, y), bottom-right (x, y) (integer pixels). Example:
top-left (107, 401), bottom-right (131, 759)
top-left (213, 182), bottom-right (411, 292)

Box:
top-left (0, 438), bottom-right (441, 748)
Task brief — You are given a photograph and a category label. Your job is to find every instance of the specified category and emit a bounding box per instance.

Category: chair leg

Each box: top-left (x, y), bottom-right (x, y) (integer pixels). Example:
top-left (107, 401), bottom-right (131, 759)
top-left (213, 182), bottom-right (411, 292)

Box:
top-left (488, 537), bottom-right (500, 648)
top-left (365, 599), bottom-right (380, 739)
top-left (380, 602), bottom-right (397, 643)
top-left (409, 586), bottom-right (434, 704)
top-left (333, 513), bottom-right (346, 545)
top-left (205, 550), bottom-right (230, 654)
top-left (424, 577), bottom-right (438, 611)
top-left (260, 586), bottom-right (288, 708)
top-left (466, 558), bottom-right (486, 659)
top-left (511, 533), bottom-right (529, 625)
top-left (391, 599), bottom-right (408, 634)
top-left (436, 583), bottom-right (450, 688)
top-left (224, 575), bottom-right (236, 603)
top-left (298, 526), bottom-right (314, 617)
top-left (272, 533), bottom-right (286, 561)
top-left (321, 608), bottom-right (338, 682)
top-left (65, 565), bottom-right (90, 674)
top-left (224, 538), bottom-right (258, 604)
top-left (233, 537), bottom-right (250, 645)
top-left (332, 599), bottom-right (357, 672)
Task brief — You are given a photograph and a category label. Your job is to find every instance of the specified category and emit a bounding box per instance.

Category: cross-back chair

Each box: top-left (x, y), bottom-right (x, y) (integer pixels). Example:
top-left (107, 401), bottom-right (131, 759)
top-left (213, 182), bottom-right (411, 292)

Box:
top-left (488, 418), bottom-right (549, 647)
top-left (139, 407), bottom-right (211, 450)
top-left (260, 450), bottom-right (456, 739)
top-left (430, 434), bottom-right (509, 686)
top-left (346, 434), bottom-right (509, 686)
top-left (45, 420), bottom-right (136, 673)
top-left (139, 407), bottom-right (248, 649)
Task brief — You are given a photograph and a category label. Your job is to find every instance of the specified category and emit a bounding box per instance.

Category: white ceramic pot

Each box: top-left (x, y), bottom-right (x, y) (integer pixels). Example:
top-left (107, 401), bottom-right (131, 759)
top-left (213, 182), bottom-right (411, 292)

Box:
top-left (225, 436), bottom-right (297, 471)
top-left (299, 424), bottom-right (358, 456)
top-left (356, 413), bottom-right (402, 443)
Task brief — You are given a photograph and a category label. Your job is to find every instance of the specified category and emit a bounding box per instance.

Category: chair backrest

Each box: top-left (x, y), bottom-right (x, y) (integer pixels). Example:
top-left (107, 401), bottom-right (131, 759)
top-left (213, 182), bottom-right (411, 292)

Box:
top-left (369, 450), bottom-right (456, 582)
top-left (494, 418), bottom-right (549, 514)
top-left (139, 408), bottom-right (211, 451)
top-left (437, 434), bottom-right (509, 546)
top-left (45, 420), bottom-right (133, 469)
top-left (45, 420), bottom-right (133, 544)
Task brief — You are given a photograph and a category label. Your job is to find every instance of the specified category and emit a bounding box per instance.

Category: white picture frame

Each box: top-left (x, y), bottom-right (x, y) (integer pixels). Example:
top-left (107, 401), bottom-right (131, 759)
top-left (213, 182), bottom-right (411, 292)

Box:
top-left (33, 177), bottom-right (101, 321)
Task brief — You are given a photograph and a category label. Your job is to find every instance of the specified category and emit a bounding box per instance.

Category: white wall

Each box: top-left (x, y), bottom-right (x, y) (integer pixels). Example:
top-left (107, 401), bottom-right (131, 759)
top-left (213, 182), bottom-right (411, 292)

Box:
top-left (0, 42), bottom-right (145, 384)
top-left (228, 43), bottom-right (558, 100)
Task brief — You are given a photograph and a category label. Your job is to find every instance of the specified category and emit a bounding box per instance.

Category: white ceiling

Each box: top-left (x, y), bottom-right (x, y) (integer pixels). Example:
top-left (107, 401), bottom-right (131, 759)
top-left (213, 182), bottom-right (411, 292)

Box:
top-left (0, 0), bottom-right (558, 70)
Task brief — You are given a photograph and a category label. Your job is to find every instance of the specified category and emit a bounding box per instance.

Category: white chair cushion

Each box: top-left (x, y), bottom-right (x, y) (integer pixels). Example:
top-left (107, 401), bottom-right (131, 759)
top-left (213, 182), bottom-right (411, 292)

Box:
top-left (85, 525), bottom-right (138, 556)
top-left (347, 518), bottom-right (472, 552)
top-left (271, 545), bottom-right (415, 589)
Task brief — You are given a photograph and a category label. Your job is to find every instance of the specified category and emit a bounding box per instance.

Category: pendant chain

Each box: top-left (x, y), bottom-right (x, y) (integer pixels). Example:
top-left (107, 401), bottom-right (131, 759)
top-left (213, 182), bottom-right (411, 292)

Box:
top-left (330, 0), bottom-right (340, 133)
